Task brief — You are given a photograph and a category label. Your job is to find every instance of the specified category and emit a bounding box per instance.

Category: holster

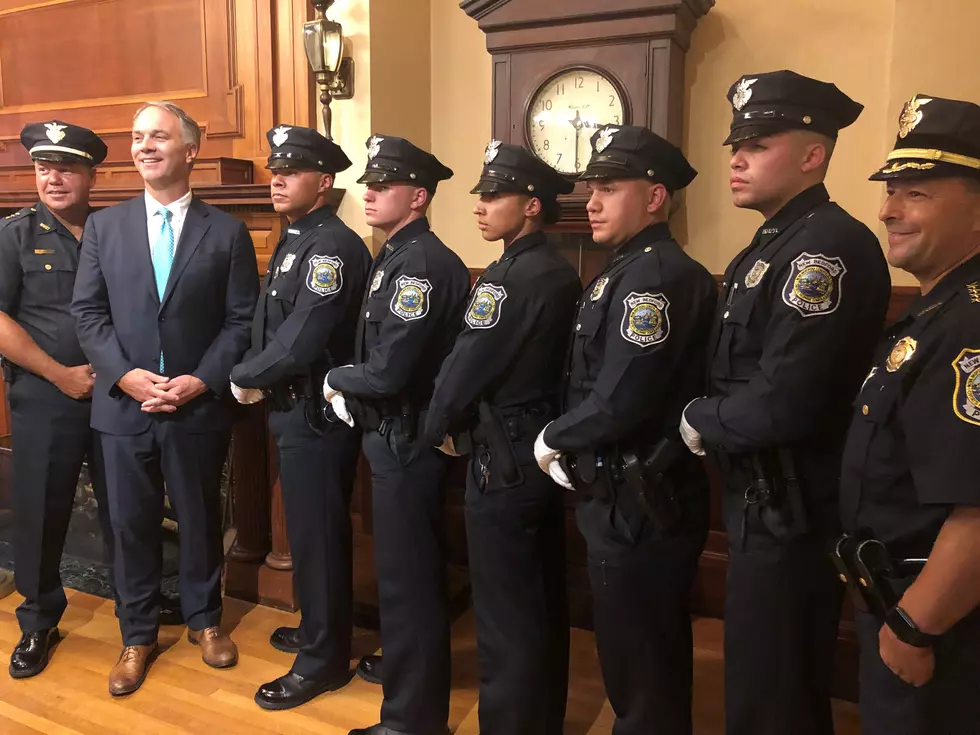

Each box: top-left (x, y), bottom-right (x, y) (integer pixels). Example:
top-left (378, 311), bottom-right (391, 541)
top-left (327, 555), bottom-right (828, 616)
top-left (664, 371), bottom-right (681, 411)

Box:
top-left (621, 437), bottom-right (684, 532)
top-left (347, 395), bottom-right (418, 438)
top-left (473, 400), bottom-right (524, 489)
top-left (265, 372), bottom-right (327, 434)
top-left (832, 533), bottom-right (927, 623)
top-left (740, 448), bottom-right (809, 546)
top-left (1, 357), bottom-right (15, 385)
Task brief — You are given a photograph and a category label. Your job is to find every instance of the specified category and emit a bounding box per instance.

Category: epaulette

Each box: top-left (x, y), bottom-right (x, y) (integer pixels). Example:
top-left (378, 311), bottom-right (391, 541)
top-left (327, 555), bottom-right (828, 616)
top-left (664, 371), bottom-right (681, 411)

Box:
top-left (967, 281), bottom-right (980, 304)
top-left (0, 206), bottom-right (36, 235)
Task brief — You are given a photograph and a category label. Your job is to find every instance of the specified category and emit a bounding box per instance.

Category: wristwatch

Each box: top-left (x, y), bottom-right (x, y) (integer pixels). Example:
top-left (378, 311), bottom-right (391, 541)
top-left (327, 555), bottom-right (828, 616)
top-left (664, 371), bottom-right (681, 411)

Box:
top-left (885, 605), bottom-right (941, 648)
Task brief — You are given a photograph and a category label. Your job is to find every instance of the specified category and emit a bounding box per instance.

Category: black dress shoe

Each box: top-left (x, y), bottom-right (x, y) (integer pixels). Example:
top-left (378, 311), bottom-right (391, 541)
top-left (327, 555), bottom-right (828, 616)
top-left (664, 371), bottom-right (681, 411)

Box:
top-left (348, 725), bottom-right (450, 735)
top-left (269, 626), bottom-right (302, 654)
top-left (158, 593), bottom-right (184, 626)
top-left (355, 654), bottom-right (383, 684)
top-left (254, 670), bottom-right (353, 710)
top-left (9, 628), bottom-right (60, 679)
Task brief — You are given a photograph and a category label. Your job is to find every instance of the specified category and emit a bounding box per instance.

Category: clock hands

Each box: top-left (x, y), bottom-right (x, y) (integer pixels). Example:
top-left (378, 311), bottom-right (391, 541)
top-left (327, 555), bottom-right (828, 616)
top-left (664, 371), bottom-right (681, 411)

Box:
top-left (568, 110), bottom-right (585, 172)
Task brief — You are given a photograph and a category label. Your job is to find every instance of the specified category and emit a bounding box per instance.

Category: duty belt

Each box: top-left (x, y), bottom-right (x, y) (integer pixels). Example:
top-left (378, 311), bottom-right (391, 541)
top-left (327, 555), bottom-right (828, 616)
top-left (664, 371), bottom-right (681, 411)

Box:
top-left (264, 375), bottom-right (316, 412)
top-left (832, 532), bottom-right (927, 622)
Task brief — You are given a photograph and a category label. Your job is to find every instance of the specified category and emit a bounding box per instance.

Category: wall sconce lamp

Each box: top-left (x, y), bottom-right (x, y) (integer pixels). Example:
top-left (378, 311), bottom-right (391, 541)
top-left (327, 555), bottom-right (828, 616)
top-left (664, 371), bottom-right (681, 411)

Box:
top-left (305, 0), bottom-right (355, 139)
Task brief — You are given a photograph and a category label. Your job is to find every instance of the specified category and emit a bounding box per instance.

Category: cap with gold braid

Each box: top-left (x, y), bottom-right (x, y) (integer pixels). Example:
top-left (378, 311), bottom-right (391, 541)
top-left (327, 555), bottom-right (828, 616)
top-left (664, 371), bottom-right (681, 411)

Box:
top-left (870, 94), bottom-right (980, 181)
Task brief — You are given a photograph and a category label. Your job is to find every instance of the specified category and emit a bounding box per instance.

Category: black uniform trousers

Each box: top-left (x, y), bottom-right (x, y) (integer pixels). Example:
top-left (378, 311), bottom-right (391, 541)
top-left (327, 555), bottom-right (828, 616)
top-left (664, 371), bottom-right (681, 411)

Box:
top-left (268, 401), bottom-right (360, 679)
top-left (100, 422), bottom-right (230, 645)
top-left (856, 609), bottom-right (980, 735)
top-left (464, 453), bottom-right (569, 735)
top-left (9, 373), bottom-right (113, 633)
top-left (362, 427), bottom-right (451, 735)
top-left (577, 488), bottom-right (708, 735)
top-left (722, 488), bottom-right (843, 735)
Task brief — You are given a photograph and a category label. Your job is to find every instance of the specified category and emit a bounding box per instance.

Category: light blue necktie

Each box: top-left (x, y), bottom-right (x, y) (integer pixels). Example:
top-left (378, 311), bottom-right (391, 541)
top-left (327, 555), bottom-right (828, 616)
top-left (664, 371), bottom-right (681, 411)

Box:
top-left (151, 207), bottom-right (175, 372)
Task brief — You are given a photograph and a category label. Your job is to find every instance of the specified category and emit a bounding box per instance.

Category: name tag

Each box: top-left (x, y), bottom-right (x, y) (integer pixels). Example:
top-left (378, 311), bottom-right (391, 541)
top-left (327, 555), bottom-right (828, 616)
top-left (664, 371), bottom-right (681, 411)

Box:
top-left (34, 249), bottom-right (55, 254)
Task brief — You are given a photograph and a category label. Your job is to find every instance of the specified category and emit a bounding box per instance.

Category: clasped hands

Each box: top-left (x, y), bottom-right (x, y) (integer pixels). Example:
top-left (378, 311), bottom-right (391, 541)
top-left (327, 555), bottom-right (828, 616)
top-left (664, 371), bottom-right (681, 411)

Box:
top-left (118, 368), bottom-right (208, 413)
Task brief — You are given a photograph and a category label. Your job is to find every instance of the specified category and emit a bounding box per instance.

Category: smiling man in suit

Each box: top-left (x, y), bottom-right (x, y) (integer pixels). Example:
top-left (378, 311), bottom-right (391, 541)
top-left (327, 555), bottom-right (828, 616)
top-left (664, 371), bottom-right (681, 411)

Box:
top-left (72, 101), bottom-right (258, 696)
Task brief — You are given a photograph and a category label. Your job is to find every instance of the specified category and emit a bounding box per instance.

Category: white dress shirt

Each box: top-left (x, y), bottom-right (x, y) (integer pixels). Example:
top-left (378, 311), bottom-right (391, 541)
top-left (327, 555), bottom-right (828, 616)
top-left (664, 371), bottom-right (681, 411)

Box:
top-left (145, 189), bottom-right (193, 253)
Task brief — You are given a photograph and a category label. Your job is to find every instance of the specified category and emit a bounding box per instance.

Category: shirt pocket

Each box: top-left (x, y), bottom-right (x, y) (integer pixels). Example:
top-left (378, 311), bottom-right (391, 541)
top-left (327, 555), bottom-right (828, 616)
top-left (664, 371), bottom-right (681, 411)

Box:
top-left (717, 288), bottom-right (762, 376)
top-left (22, 252), bottom-right (76, 302)
top-left (573, 301), bottom-right (606, 383)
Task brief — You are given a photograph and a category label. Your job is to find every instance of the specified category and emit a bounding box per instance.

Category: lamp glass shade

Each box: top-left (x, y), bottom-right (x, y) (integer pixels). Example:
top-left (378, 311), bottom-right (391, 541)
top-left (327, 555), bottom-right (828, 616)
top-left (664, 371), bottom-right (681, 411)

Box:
top-left (303, 19), bottom-right (344, 75)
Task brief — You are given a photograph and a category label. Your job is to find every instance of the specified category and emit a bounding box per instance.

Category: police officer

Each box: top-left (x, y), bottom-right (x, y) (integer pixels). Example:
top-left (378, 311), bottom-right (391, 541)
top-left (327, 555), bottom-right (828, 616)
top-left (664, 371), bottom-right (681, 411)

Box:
top-left (323, 135), bottom-right (470, 735)
top-left (422, 141), bottom-right (579, 735)
top-left (836, 94), bottom-right (980, 735)
top-left (228, 125), bottom-right (370, 709)
top-left (679, 71), bottom-right (892, 735)
top-left (533, 125), bottom-right (716, 735)
top-left (0, 121), bottom-right (114, 678)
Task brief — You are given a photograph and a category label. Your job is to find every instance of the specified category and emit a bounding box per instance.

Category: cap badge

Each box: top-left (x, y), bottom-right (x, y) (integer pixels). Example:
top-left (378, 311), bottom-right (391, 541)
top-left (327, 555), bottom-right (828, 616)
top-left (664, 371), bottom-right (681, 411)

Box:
top-left (367, 136), bottom-right (384, 160)
top-left (595, 127), bottom-right (619, 153)
top-left (898, 96), bottom-right (932, 139)
top-left (731, 78), bottom-right (758, 111)
top-left (272, 126), bottom-right (291, 148)
top-left (44, 123), bottom-right (67, 145)
top-left (484, 139), bottom-right (502, 165)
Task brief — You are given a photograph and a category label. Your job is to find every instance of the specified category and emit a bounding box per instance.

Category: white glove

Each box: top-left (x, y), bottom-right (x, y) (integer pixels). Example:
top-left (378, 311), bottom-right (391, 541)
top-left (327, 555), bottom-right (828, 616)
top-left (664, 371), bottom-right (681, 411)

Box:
top-left (679, 399), bottom-right (705, 456)
top-left (323, 371), bottom-right (341, 401)
top-left (548, 458), bottom-right (573, 490)
top-left (230, 381), bottom-right (264, 405)
top-left (437, 435), bottom-right (460, 457)
top-left (534, 423), bottom-right (560, 474)
top-left (330, 393), bottom-right (354, 428)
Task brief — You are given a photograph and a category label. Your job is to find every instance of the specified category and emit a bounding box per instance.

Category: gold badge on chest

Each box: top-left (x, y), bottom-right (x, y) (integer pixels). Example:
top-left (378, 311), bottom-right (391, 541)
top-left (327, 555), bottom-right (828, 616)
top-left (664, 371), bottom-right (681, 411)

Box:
top-left (885, 336), bottom-right (917, 373)
top-left (591, 276), bottom-right (609, 302)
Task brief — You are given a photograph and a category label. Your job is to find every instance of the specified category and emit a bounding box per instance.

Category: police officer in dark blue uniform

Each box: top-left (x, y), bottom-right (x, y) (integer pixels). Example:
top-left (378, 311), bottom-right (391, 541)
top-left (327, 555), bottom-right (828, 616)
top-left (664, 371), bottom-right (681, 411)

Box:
top-left (680, 71), bottom-right (892, 735)
top-left (229, 125), bottom-right (371, 709)
top-left (0, 121), bottom-right (115, 678)
top-left (835, 94), bottom-right (980, 735)
top-left (533, 125), bottom-right (717, 735)
top-left (423, 141), bottom-right (579, 735)
top-left (323, 135), bottom-right (470, 735)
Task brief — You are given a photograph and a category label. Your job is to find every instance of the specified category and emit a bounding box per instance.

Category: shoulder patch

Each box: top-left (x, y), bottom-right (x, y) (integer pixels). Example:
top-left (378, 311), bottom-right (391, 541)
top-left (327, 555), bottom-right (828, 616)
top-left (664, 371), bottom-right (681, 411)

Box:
top-left (306, 254), bottom-right (343, 296)
top-left (465, 283), bottom-right (507, 329)
top-left (390, 275), bottom-right (432, 321)
top-left (781, 252), bottom-right (846, 317)
top-left (952, 348), bottom-right (980, 426)
top-left (621, 292), bottom-right (670, 347)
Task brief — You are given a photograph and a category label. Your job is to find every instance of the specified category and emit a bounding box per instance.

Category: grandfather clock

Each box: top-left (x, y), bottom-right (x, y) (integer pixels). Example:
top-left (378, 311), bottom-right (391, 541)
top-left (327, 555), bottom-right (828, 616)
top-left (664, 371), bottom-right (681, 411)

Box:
top-left (462, 0), bottom-right (713, 282)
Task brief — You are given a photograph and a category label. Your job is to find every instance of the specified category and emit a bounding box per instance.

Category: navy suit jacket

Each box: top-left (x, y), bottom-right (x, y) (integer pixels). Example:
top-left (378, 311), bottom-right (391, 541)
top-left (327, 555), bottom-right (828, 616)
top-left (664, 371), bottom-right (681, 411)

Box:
top-left (72, 195), bottom-right (259, 435)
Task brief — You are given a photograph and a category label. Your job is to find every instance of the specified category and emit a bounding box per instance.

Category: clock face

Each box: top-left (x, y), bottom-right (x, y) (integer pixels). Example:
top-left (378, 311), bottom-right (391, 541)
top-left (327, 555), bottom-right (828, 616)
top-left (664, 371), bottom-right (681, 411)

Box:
top-left (526, 67), bottom-right (627, 175)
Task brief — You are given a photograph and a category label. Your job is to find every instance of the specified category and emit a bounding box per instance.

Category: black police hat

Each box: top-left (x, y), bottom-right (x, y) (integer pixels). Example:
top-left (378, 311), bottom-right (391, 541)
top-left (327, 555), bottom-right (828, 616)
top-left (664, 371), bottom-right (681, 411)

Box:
top-left (20, 120), bottom-right (107, 166)
top-left (356, 135), bottom-right (453, 190)
top-left (265, 125), bottom-right (352, 174)
top-left (724, 70), bottom-right (863, 146)
top-left (471, 141), bottom-right (574, 224)
top-left (869, 94), bottom-right (980, 182)
top-left (580, 125), bottom-right (697, 192)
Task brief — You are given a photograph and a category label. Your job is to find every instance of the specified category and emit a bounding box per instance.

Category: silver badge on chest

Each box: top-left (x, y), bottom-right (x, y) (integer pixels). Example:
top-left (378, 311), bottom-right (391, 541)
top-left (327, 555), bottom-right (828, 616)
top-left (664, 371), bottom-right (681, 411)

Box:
top-left (744, 259), bottom-right (770, 289)
top-left (370, 269), bottom-right (385, 294)
top-left (280, 253), bottom-right (296, 273)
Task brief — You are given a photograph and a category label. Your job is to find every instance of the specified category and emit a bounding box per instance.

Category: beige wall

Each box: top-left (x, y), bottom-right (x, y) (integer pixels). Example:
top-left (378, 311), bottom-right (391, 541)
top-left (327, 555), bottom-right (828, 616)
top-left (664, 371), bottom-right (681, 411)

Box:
top-left (328, 0), bottom-right (980, 282)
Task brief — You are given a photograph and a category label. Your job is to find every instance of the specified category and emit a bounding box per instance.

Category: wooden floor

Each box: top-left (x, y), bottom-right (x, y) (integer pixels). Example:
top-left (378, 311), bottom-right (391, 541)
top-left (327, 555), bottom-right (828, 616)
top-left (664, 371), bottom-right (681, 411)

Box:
top-left (0, 589), bottom-right (861, 734)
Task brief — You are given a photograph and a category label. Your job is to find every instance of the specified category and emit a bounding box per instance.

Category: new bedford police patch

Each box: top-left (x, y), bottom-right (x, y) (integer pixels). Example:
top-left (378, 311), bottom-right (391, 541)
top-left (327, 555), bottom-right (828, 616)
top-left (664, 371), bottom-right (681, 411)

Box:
top-left (306, 254), bottom-right (343, 296)
top-left (390, 275), bottom-right (432, 321)
top-left (782, 252), bottom-right (846, 317)
top-left (952, 348), bottom-right (980, 427)
top-left (466, 283), bottom-right (507, 330)
top-left (621, 292), bottom-right (669, 348)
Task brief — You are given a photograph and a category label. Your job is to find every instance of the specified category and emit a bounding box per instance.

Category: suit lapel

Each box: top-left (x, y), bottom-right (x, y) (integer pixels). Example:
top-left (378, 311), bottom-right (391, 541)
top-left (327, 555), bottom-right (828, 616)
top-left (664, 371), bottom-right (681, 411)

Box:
top-left (160, 197), bottom-right (210, 312)
top-left (126, 197), bottom-right (158, 306)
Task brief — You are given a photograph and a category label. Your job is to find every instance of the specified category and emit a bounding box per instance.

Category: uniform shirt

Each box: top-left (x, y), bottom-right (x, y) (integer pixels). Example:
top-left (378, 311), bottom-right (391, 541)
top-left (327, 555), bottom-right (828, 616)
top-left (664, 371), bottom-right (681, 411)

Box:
top-left (840, 254), bottom-right (980, 559)
top-left (684, 185), bottom-right (891, 525)
top-left (230, 205), bottom-right (371, 389)
top-left (145, 189), bottom-right (192, 252)
top-left (423, 231), bottom-right (581, 445)
top-left (0, 202), bottom-right (90, 370)
top-left (544, 222), bottom-right (717, 453)
top-left (328, 217), bottom-right (471, 408)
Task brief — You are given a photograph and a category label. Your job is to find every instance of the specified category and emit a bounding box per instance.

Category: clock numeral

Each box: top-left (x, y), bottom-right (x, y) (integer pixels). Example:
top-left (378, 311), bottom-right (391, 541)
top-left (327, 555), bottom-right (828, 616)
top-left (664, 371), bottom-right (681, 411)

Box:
top-left (613, 115), bottom-right (620, 124)
top-left (538, 120), bottom-right (545, 131)
top-left (575, 76), bottom-right (585, 89)
top-left (609, 95), bottom-right (616, 107)
top-left (556, 153), bottom-right (563, 165)
top-left (541, 99), bottom-right (553, 112)
top-left (597, 78), bottom-right (601, 92)
top-left (543, 140), bottom-right (551, 151)
top-left (556, 83), bottom-right (565, 96)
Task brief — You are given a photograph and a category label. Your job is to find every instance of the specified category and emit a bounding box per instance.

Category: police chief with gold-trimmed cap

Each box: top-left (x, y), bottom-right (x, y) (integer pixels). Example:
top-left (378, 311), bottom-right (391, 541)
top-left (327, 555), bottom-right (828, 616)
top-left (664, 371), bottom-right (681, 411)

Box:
top-left (681, 71), bottom-right (891, 735)
top-left (533, 123), bottom-right (716, 735)
top-left (423, 140), bottom-right (579, 734)
top-left (1, 121), bottom-right (114, 680)
top-left (231, 123), bottom-right (370, 710)
top-left (326, 133), bottom-right (470, 735)
top-left (837, 94), bottom-right (980, 735)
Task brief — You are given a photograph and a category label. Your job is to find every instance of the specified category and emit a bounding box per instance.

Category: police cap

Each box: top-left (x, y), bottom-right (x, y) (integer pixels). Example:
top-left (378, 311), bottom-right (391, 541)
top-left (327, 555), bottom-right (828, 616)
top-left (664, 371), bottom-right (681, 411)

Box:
top-left (20, 120), bottom-right (107, 166)
top-left (265, 125), bottom-right (352, 174)
top-left (356, 135), bottom-right (453, 190)
top-left (580, 125), bottom-right (697, 192)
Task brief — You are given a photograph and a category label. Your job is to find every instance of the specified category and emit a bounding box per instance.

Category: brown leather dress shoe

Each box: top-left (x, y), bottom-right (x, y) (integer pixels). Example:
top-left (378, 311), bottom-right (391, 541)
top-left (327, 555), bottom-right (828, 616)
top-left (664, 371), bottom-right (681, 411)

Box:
top-left (187, 626), bottom-right (238, 668)
top-left (108, 643), bottom-right (158, 697)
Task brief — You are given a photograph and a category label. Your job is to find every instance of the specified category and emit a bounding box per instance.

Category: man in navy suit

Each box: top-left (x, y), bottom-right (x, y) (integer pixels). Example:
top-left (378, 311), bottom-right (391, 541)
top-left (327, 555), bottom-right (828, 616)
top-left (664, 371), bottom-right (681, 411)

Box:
top-left (72, 101), bottom-right (258, 696)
